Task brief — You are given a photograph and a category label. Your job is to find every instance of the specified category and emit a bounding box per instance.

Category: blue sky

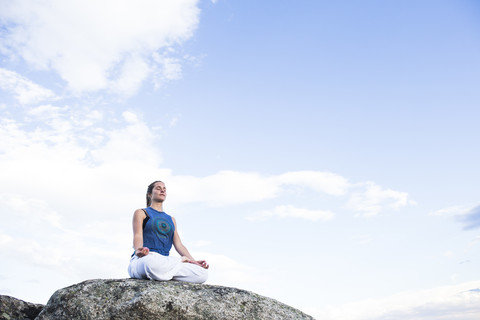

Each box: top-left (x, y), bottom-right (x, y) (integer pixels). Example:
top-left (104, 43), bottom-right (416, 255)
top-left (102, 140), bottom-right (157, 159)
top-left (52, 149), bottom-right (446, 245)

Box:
top-left (1, 1), bottom-right (480, 319)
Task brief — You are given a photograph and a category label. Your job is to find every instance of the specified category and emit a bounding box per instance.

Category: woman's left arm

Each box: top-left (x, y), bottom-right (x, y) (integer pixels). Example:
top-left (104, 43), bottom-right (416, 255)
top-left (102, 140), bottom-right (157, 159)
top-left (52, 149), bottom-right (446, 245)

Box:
top-left (172, 217), bottom-right (209, 269)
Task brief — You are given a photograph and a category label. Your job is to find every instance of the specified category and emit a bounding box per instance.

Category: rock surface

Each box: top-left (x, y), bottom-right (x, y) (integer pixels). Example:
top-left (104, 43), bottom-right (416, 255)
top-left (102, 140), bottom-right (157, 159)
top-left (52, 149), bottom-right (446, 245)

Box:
top-left (36, 278), bottom-right (314, 319)
top-left (0, 295), bottom-right (44, 320)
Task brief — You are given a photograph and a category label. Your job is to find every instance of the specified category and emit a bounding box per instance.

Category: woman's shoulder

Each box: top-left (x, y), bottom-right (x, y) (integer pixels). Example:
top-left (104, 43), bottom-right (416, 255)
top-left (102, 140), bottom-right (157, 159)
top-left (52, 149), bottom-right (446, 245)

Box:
top-left (133, 208), bottom-right (148, 217)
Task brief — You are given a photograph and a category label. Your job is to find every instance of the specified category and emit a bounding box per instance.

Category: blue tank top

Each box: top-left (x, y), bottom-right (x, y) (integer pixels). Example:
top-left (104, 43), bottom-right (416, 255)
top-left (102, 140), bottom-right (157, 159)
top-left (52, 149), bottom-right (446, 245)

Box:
top-left (142, 207), bottom-right (175, 256)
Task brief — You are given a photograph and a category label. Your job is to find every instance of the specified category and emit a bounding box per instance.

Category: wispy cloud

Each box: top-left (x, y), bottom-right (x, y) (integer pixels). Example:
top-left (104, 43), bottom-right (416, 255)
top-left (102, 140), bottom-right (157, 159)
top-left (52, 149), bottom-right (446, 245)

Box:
top-left (458, 205), bottom-right (480, 230)
top-left (165, 170), bottom-right (414, 217)
top-left (249, 205), bottom-right (334, 222)
top-left (431, 204), bottom-right (480, 230)
top-left (0, 0), bottom-right (200, 95)
top-left (193, 251), bottom-right (263, 288)
top-left (346, 181), bottom-right (415, 217)
top-left (430, 205), bottom-right (473, 217)
top-left (275, 171), bottom-right (350, 196)
top-left (0, 68), bottom-right (57, 104)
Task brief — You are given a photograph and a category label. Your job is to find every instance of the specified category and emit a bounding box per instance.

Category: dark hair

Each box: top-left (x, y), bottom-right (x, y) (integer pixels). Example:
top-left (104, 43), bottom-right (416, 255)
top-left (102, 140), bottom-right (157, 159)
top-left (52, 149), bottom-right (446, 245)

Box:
top-left (146, 180), bottom-right (163, 207)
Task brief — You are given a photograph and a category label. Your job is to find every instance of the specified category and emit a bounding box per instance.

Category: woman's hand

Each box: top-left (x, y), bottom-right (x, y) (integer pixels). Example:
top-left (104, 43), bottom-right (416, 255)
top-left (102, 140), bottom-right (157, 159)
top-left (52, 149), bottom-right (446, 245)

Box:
top-left (135, 247), bottom-right (150, 257)
top-left (181, 256), bottom-right (209, 269)
top-left (196, 260), bottom-right (209, 269)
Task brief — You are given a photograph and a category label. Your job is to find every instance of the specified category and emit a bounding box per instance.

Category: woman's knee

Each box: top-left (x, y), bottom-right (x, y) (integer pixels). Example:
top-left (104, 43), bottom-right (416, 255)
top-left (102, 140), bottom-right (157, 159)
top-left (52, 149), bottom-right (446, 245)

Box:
top-left (173, 264), bottom-right (208, 283)
top-left (128, 258), bottom-right (144, 279)
top-left (193, 267), bottom-right (208, 283)
top-left (199, 271), bottom-right (208, 283)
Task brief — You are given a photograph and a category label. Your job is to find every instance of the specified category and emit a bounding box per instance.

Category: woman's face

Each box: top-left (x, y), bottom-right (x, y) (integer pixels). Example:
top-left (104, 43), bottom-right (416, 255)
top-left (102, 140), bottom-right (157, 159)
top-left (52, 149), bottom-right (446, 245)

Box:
top-left (151, 181), bottom-right (167, 203)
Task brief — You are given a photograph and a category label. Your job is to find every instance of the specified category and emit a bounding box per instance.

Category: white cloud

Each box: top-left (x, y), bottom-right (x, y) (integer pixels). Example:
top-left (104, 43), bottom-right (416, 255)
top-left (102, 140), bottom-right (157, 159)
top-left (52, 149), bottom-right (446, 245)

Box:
top-left (169, 115), bottom-right (180, 128)
top-left (311, 281), bottom-right (480, 320)
top-left (0, 194), bottom-right (62, 228)
top-left (276, 171), bottom-right (350, 196)
top-left (191, 240), bottom-right (212, 247)
top-left (249, 205), bottom-right (334, 222)
top-left (153, 52), bottom-right (184, 88)
top-left (351, 234), bottom-right (373, 245)
top-left (0, 232), bottom-right (12, 246)
top-left (195, 251), bottom-right (266, 289)
top-left (0, 68), bottom-right (57, 104)
top-left (430, 204), bottom-right (480, 230)
top-left (166, 170), bottom-right (351, 207)
top-left (346, 181), bottom-right (415, 217)
top-left (110, 54), bottom-right (150, 97)
top-left (443, 250), bottom-right (454, 258)
top-left (430, 205), bottom-right (472, 217)
top-left (0, 107), bottom-right (162, 221)
top-left (166, 170), bottom-right (280, 206)
top-left (90, 111), bottom-right (162, 166)
top-left (0, 0), bottom-right (200, 95)
top-left (150, 169), bottom-right (413, 219)
top-left (26, 104), bottom-right (68, 119)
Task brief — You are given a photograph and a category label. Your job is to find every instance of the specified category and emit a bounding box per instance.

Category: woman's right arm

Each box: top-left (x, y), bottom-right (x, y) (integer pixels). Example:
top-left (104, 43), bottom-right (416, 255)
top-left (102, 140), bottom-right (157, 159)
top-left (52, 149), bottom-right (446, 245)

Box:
top-left (132, 209), bottom-right (149, 257)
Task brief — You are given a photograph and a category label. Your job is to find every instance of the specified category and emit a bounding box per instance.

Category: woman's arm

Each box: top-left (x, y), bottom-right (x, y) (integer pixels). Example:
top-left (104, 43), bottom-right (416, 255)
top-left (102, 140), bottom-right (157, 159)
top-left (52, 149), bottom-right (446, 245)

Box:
top-left (132, 209), bottom-right (149, 257)
top-left (172, 217), bottom-right (209, 269)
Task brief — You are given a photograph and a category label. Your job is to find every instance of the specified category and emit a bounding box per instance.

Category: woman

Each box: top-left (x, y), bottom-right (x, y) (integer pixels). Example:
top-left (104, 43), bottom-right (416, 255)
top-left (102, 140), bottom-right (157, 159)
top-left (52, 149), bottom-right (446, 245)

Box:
top-left (128, 180), bottom-right (209, 283)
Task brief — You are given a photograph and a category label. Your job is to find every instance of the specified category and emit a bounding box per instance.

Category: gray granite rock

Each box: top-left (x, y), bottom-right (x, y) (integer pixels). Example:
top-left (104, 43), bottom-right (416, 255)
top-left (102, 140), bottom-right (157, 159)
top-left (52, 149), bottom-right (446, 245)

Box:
top-left (36, 278), bottom-right (314, 319)
top-left (0, 295), bottom-right (44, 320)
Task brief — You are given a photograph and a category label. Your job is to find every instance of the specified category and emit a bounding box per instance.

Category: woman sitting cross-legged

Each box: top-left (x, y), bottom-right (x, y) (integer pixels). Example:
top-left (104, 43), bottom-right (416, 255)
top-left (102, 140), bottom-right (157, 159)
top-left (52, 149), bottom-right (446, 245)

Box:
top-left (128, 180), bottom-right (209, 283)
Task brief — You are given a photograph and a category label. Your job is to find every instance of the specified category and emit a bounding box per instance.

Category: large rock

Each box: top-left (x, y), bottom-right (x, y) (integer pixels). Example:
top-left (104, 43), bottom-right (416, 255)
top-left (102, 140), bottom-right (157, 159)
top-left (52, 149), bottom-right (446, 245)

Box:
top-left (0, 295), bottom-right (44, 320)
top-left (36, 278), bottom-right (314, 319)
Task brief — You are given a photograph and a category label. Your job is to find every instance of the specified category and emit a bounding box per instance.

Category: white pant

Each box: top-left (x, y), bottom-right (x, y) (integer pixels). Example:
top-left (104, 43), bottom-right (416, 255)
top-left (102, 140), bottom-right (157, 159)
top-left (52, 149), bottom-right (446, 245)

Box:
top-left (128, 252), bottom-right (208, 284)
